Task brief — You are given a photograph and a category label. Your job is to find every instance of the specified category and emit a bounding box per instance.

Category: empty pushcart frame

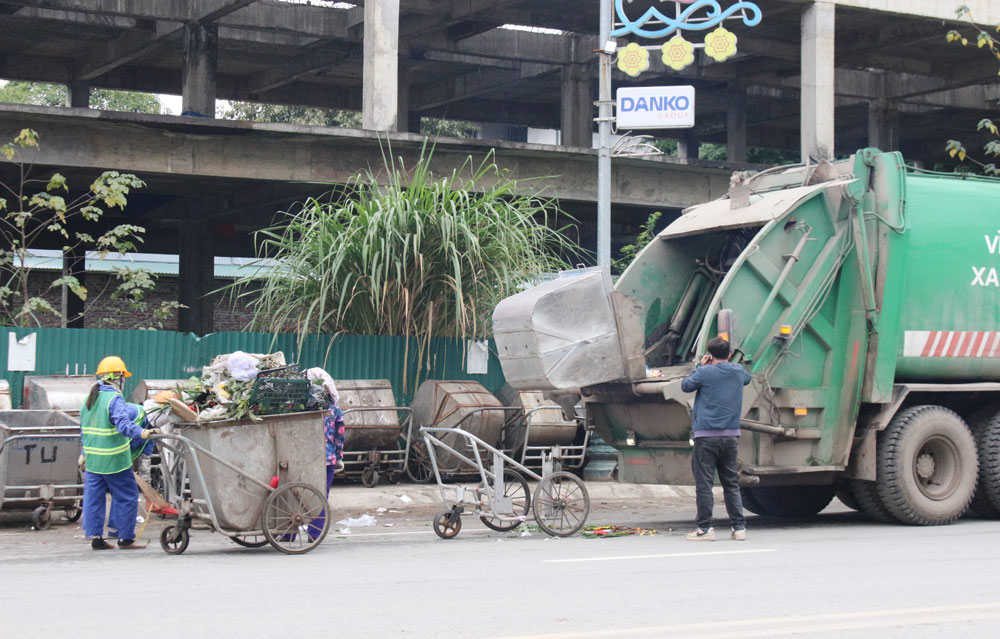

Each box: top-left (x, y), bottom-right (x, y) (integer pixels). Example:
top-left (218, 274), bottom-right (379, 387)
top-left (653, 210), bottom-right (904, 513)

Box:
top-left (420, 424), bottom-right (590, 539)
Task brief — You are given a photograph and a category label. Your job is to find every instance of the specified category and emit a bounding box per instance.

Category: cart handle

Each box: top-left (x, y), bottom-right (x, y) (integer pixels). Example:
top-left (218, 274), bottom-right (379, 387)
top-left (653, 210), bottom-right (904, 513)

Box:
top-left (418, 426), bottom-right (545, 483)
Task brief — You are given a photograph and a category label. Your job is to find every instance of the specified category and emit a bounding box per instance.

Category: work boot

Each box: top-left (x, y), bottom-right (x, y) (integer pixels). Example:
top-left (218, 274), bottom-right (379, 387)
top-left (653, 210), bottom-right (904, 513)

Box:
top-left (685, 527), bottom-right (715, 541)
top-left (731, 528), bottom-right (747, 541)
top-left (117, 538), bottom-right (147, 550)
top-left (91, 537), bottom-right (114, 550)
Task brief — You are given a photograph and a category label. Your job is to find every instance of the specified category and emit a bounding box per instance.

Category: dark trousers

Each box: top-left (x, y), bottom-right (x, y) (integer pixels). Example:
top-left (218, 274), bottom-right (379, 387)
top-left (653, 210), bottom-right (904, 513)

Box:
top-left (692, 436), bottom-right (745, 531)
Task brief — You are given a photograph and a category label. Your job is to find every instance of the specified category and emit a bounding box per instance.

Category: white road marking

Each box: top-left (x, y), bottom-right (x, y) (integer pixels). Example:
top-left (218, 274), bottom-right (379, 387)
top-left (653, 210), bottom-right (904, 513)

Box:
top-left (486, 601), bottom-right (1000, 639)
top-left (543, 548), bottom-right (778, 563)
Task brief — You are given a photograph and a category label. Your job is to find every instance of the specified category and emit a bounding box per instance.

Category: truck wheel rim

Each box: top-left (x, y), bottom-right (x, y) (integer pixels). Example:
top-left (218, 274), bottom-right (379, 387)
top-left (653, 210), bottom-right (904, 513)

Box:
top-left (912, 435), bottom-right (960, 501)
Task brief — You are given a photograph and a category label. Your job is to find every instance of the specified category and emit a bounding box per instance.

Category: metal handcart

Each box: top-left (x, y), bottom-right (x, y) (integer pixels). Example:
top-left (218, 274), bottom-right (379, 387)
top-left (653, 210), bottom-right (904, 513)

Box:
top-left (405, 381), bottom-right (509, 483)
top-left (407, 406), bottom-right (523, 483)
top-left (500, 393), bottom-right (590, 471)
top-left (420, 425), bottom-right (591, 539)
top-left (0, 410), bottom-right (83, 529)
top-left (152, 409), bottom-right (330, 555)
top-left (335, 379), bottom-right (411, 487)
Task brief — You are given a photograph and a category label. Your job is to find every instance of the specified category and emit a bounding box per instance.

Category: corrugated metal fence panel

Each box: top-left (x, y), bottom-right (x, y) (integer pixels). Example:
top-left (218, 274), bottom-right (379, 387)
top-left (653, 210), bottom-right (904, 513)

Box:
top-left (1, 327), bottom-right (506, 408)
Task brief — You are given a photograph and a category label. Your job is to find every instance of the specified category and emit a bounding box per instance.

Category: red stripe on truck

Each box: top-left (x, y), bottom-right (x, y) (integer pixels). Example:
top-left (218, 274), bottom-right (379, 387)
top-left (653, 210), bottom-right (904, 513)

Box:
top-left (921, 331), bottom-right (938, 357)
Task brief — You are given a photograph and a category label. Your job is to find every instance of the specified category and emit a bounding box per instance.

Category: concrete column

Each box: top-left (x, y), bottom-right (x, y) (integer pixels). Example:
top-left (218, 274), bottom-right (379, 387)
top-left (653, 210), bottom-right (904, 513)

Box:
top-left (396, 59), bottom-right (415, 133)
top-left (178, 227), bottom-right (214, 335)
top-left (560, 63), bottom-right (593, 148)
top-left (362, 0), bottom-right (400, 131)
top-left (182, 23), bottom-right (218, 117)
top-left (800, 1), bottom-right (835, 162)
top-left (677, 131), bottom-right (698, 161)
top-left (61, 248), bottom-right (84, 328)
top-left (726, 80), bottom-right (747, 162)
top-left (867, 99), bottom-right (899, 152)
top-left (66, 83), bottom-right (90, 108)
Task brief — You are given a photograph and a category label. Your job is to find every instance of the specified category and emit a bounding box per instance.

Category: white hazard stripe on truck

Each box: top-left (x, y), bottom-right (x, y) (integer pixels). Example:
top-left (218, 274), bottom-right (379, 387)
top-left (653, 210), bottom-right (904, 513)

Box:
top-left (903, 331), bottom-right (1000, 358)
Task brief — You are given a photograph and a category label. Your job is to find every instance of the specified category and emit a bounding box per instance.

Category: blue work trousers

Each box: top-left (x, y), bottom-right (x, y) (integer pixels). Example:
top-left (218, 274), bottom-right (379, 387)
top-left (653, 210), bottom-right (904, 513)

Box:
top-left (83, 469), bottom-right (139, 540)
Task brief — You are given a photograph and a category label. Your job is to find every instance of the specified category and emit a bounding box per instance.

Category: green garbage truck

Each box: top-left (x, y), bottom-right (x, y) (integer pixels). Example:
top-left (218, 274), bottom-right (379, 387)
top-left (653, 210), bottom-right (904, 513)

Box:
top-left (492, 148), bottom-right (1000, 526)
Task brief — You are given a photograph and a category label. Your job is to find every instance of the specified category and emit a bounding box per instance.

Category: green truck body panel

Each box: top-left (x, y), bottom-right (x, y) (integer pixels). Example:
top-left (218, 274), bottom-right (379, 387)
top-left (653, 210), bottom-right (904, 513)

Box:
top-left (494, 149), bottom-right (1000, 487)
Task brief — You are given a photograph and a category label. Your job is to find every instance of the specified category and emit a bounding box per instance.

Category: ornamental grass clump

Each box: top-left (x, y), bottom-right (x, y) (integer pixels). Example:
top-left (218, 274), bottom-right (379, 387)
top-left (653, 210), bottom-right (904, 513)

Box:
top-left (236, 143), bottom-right (581, 345)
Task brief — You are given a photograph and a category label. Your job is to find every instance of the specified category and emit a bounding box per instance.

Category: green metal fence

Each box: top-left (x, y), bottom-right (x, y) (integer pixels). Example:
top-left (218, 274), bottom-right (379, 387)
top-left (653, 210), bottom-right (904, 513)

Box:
top-left (1, 327), bottom-right (507, 408)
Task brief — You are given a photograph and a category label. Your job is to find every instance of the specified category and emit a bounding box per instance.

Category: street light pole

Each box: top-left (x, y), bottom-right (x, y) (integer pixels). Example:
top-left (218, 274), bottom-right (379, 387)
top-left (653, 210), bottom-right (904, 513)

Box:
top-left (597, 0), bottom-right (612, 267)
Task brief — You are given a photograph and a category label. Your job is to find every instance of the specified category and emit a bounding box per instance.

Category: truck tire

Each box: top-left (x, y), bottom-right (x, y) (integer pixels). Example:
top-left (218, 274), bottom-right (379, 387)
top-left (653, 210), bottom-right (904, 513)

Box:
top-left (980, 417), bottom-right (1000, 514)
top-left (876, 405), bottom-right (977, 526)
top-left (742, 485), bottom-right (835, 518)
top-left (740, 487), bottom-right (771, 516)
top-left (849, 479), bottom-right (897, 523)
top-left (963, 404), bottom-right (1000, 519)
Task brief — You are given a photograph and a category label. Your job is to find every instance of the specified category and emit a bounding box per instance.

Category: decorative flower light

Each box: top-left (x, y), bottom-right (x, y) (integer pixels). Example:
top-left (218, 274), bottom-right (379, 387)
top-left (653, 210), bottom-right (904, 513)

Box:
top-left (703, 27), bottom-right (738, 62)
top-left (617, 42), bottom-right (650, 77)
top-left (661, 35), bottom-right (695, 71)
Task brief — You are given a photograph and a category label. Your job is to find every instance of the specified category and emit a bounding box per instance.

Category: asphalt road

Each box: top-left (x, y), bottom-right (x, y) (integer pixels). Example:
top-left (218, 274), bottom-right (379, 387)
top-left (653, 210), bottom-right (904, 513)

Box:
top-left (2, 487), bottom-right (999, 638)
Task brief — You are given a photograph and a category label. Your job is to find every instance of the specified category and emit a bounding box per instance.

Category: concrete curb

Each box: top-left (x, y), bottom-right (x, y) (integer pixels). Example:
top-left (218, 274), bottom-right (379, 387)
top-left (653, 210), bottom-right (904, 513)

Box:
top-left (328, 480), bottom-right (702, 512)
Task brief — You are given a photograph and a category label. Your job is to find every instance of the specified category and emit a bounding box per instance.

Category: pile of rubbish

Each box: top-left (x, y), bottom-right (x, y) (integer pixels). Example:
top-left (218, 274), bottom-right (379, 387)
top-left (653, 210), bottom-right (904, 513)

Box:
top-left (581, 525), bottom-right (658, 539)
top-left (164, 351), bottom-right (334, 423)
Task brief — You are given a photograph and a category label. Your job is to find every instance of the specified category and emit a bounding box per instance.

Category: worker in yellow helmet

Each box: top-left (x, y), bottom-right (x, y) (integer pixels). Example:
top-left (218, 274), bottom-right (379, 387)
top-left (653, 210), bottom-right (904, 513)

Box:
top-left (78, 356), bottom-right (160, 550)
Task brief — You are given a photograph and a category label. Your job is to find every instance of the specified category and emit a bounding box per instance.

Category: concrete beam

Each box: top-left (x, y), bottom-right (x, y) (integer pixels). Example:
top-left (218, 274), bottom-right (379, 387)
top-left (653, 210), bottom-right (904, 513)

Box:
top-left (806, 0), bottom-right (1000, 24)
top-left (0, 104), bottom-right (736, 209)
top-left (412, 62), bottom-right (559, 111)
top-left (71, 0), bottom-right (256, 82)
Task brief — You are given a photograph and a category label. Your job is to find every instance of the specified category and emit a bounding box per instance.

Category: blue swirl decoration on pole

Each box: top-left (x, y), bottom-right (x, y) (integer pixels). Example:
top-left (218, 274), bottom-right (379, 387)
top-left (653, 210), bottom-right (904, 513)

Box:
top-left (610, 0), bottom-right (762, 38)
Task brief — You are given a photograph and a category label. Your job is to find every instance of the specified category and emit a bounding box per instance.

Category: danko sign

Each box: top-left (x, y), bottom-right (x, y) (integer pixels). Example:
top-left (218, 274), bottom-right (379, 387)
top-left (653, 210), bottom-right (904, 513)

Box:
top-left (616, 86), bottom-right (695, 129)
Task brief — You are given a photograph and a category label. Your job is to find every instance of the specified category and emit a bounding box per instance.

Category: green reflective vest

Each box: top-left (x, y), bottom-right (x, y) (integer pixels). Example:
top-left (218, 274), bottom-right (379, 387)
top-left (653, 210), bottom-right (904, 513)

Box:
top-left (127, 402), bottom-right (146, 463)
top-left (80, 390), bottom-right (132, 474)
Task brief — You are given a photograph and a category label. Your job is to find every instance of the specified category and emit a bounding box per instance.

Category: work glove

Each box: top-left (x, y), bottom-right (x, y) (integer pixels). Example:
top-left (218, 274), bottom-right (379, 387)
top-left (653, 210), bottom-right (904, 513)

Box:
top-left (140, 428), bottom-right (163, 439)
top-left (78, 454), bottom-right (86, 471)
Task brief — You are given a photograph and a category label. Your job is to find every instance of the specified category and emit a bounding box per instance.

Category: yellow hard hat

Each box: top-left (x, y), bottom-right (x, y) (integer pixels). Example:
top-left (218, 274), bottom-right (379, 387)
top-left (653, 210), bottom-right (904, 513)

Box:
top-left (96, 356), bottom-right (131, 378)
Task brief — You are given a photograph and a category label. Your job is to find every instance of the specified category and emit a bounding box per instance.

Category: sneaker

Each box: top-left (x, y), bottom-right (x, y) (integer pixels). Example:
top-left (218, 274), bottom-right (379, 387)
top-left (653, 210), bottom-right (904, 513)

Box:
top-left (685, 527), bottom-right (716, 541)
top-left (91, 537), bottom-right (114, 550)
top-left (117, 539), bottom-right (147, 550)
top-left (731, 528), bottom-right (746, 541)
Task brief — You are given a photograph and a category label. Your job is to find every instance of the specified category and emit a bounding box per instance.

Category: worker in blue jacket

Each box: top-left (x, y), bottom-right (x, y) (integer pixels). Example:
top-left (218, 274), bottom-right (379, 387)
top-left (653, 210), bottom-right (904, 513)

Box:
top-left (79, 356), bottom-right (160, 550)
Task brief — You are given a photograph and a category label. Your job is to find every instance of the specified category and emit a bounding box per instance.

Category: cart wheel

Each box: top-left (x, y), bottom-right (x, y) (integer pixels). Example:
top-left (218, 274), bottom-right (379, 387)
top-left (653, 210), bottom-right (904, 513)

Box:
top-left (433, 510), bottom-right (462, 539)
top-left (480, 470), bottom-right (531, 532)
top-left (231, 534), bottom-right (269, 548)
top-left (64, 504), bottom-right (82, 523)
top-left (532, 471), bottom-right (590, 537)
top-left (361, 465), bottom-right (380, 488)
top-left (407, 442), bottom-right (434, 484)
top-left (262, 482), bottom-right (329, 554)
top-left (160, 525), bottom-right (190, 555)
top-left (31, 506), bottom-right (51, 531)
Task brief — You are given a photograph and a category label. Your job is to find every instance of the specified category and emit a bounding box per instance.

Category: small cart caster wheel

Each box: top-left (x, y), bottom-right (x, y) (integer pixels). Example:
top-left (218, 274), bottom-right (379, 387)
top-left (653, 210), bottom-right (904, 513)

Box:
top-left (361, 465), bottom-right (380, 488)
top-left (433, 510), bottom-right (462, 539)
top-left (160, 525), bottom-right (190, 555)
top-left (64, 504), bottom-right (82, 523)
top-left (31, 506), bottom-right (51, 530)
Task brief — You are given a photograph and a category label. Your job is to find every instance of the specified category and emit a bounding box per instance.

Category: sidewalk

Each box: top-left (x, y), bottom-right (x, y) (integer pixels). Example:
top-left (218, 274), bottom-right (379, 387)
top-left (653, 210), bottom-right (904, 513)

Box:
top-left (328, 480), bottom-right (701, 512)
